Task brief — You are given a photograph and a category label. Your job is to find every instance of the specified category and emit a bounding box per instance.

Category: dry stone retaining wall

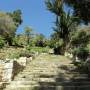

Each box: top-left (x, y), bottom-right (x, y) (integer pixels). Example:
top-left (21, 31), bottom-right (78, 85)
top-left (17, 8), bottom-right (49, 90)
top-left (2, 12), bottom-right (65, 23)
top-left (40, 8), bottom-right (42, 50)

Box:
top-left (0, 56), bottom-right (33, 89)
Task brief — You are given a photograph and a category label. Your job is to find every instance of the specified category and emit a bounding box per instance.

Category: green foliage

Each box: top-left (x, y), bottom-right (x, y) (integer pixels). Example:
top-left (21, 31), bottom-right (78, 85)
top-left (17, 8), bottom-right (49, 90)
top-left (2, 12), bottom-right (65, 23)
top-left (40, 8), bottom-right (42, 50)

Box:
top-left (87, 42), bottom-right (90, 53)
top-left (71, 27), bottom-right (90, 61)
top-left (72, 47), bottom-right (89, 61)
top-left (46, 0), bottom-right (79, 52)
top-left (0, 36), bottom-right (5, 48)
top-left (5, 48), bottom-right (31, 59)
top-left (5, 48), bottom-right (22, 59)
top-left (27, 46), bottom-right (49, 54)
top-left (7, 51), bottom-right (21, 59)
top-left (64, 0), bottom-right (90, 24)
top-left (19, 50), bottom-right (32, 58)
top-left (71, 28), bottom-right (90, 47)
top-left (13, 34), bottom-right (27, 47)
top-left (0, 9), bottom-right (23, 45)
top-left (55, 39), bottom-right (64, 48)
top-left (24, 26), bottom-right (33, 45)
top-left (7, 9), bottom-right (22, 27)
top-left (0, 12), bottom-right (16, 45)
top-left (45, 0), bottom-right (63, 16)
top-left (31, 34), bottom-right (46, 47)
top-left (49, 33), bottom-right (64, 54)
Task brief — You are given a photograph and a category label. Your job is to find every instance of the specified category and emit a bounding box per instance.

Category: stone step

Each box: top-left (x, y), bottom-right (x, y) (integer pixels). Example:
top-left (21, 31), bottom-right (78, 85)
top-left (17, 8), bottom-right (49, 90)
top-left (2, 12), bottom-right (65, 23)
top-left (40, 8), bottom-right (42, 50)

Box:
top-left (24, 68), bottom-right (57, 71)
top-left (12, 78), bottom-right (90, 85)
top-left (18, 72), bottom-right (58, 75)
top-left (4, 85), bottom-right (90, 90)
top-left (23, 70), bottom-right (57, 73)
top-left (8, 81), bottom-right (38, 86)
top-left (4, 85), bottom-right (39, 90)
top-left (15, 77), bottom-right (55, 82)
top-left (39, 81), bottom-right (90, 86)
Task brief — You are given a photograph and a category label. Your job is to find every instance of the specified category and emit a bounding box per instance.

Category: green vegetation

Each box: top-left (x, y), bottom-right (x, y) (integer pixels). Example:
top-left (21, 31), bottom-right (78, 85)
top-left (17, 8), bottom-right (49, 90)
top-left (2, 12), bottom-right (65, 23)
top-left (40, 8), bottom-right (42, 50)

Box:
top-left (0, 0), bottom-right (89, 76)
top-left (27, 46), bottom-right (49, 53)
top-left (64, 0), bottom-right (90, 24)
top-left (0, 12), bottom-right (16, 45)
top-left (45, 0), bottom-right (90, 74)
top-left (0, 10), bottom-right (22, 46)
top-left (24, 26), bottom-right (33, 45)
top-left (0, 36), bottom-right (5, 48)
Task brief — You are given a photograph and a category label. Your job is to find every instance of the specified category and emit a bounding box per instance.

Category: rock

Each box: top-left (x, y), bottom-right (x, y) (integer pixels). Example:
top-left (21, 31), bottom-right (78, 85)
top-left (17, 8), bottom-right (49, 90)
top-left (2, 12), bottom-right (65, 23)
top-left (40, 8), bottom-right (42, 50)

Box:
top-left (2, 61), bottom-right (14, 82)
top-left (85, 57), bottom-right (90, 72)
top-left (49, 49), bottom-right (54, 54)
top-left (18, 57), bottom-right (27, 66)
top-left (75, 56), bottom-right (81, 63)
top-left (0, 64), bottom-right (4, 81)
top-left (26, 57), bottom-right (33, 64)
top-left (64, 52), bottom-right (73, 59)
top-left (69, 53), bottom-right (73, 59)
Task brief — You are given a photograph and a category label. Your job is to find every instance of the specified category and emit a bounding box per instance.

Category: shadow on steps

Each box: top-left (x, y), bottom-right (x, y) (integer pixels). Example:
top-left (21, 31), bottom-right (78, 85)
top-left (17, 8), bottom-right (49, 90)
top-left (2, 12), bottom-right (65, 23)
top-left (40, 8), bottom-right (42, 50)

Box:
top-left (32, 64), bottom-right (90, 90)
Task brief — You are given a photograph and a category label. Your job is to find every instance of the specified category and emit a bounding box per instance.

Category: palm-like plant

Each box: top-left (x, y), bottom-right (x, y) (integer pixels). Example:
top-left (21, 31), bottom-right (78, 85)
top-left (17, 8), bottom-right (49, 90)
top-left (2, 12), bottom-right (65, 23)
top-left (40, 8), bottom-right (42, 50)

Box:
top-left (46, 0), bottom-right (79, 49)
top-left (45, 0), bottom-right (63, 16)
top-left (24, 26), bottom-right (33, 45)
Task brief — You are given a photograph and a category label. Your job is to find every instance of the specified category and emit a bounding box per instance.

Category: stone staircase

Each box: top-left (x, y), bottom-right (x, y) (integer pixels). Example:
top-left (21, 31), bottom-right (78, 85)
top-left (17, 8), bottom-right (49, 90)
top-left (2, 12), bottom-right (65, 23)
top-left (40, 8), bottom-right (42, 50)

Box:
top-left (3, 54), bottom-right (90, 90)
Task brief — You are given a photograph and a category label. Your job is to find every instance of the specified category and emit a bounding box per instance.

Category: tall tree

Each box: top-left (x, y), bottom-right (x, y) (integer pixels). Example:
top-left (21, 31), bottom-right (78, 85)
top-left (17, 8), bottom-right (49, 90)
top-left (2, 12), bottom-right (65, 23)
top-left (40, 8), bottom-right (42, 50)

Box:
top-left (7, 9), bottom-right (22, 28)
top-left (45, 0), bottom-right (79, 49)
top-left (0, 12), bottom-right (16, 45)
top-left (24, 26), bottom-right (33, 45)
top-left (64, 0), bottom-right (90, 24)
top-left (34, 34), bottom-right (46, 47)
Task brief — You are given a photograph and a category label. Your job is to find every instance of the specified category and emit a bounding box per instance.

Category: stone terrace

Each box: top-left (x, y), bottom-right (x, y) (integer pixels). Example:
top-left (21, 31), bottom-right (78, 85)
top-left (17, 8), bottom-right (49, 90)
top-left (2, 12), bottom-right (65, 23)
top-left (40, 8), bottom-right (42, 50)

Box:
top-left (3, 54), bottom-right (90, 90)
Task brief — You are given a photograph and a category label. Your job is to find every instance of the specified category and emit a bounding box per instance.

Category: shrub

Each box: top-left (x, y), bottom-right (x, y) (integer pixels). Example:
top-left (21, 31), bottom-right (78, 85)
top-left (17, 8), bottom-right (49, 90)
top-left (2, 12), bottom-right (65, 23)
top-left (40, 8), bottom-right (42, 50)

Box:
top-left (71, 29), bottom-right (90, 47)
top-left (72, 47), bottom-right (89, 61)
top-left (0, 36), bottom-right (5, 48)
top-left (27, 46), bottom-right (49, 54)
top-left (19, 50), bottom-right (32, 58)
top-left (6, 49), bottom-right (21, 59)
top-left (53, 39), bottom-right (64, 55)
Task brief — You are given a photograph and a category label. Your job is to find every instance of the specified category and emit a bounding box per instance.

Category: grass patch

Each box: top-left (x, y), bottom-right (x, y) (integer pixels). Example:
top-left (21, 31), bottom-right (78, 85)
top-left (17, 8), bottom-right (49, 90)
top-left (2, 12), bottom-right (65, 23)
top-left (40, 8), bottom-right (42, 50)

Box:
top-left (27, 46), bottom-right (50, 54)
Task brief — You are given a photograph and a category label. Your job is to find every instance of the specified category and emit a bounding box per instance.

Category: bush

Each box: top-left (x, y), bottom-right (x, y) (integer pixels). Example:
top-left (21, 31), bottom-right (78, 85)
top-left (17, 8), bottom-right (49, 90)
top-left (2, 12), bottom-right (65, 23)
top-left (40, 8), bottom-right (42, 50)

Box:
top-left (27, 46), bottom-right (49, 54)
top-left (0, 36), bottom-right (5, 48)
top-left (5, 48), bottom-right (32, 59)
top-left (6, 50), bottom-right (20, 59)
top-left (71, 30), bottom-right (90, 47)
top-left (53, 39), bottom-right (64, 55)
top-left (72, 47), bottom-right (89, 61)
top-left (19, 50), bottom-right (32, 58)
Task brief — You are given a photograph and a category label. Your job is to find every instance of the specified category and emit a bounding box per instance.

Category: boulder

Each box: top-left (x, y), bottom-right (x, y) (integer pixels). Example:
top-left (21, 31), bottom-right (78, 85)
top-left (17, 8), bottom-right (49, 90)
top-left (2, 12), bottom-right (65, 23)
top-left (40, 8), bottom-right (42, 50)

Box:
top-left (64, 52), bottom-right (73, 59)
top-left (17, 57), bottom-right (27, 66)
top-left (2, 61), bottom-right (14, 82)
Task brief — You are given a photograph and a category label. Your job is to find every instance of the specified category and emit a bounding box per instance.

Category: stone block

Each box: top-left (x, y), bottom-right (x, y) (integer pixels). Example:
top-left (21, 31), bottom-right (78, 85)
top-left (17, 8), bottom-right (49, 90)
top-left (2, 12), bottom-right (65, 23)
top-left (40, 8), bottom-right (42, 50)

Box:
top-left (2, 61), bottom-right (14, 82)
top-left (0, 64), bottom-right (3, 82)
top-left (18, 57), bottom-right (27, 66)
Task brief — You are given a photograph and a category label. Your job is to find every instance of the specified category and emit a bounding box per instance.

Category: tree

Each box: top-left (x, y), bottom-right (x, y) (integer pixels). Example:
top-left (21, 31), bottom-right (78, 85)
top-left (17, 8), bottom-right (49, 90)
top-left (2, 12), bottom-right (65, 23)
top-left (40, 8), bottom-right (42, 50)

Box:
top-left (32, 34), bottom-right (46, 47)
top-left (71, 26), bottom-right (90, 48)
top-left (0, 36), bottom-right (5, 48)
top-left (24, 26), bottom-right (33, 45)
top-left (64, 0), bottom-right (90, 24)
top-left (13, 34), bottom-right (27, 47)
top-left (0, 12), bottom-right (16, 45)
top-left (46, 0), bottom-right (79, 50)
top-left (7, 9), bottom-right (22, 27)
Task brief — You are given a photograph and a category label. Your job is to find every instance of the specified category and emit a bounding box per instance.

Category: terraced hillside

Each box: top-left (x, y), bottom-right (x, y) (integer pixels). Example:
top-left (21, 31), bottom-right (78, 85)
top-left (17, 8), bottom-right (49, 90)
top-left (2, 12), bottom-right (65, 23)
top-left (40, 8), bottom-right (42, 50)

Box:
top-left (3, 54), bottom-right (90, 90)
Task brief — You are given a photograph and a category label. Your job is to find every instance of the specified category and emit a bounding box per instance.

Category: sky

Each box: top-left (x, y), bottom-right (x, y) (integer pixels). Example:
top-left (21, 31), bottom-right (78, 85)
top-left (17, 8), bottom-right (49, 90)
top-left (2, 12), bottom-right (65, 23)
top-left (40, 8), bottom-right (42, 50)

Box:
top-left (0, 0), bottom-right (57, 37)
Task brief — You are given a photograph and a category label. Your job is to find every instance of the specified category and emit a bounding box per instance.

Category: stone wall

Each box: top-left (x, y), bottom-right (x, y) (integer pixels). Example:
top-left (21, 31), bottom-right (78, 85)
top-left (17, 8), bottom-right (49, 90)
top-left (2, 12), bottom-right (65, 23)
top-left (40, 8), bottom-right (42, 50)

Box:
top-left (0, 63), bottom-right (3, 82)
top-left (0, 56), bottom-right (33, 83)
top-left (2, 61), bottom-right (13, 82)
